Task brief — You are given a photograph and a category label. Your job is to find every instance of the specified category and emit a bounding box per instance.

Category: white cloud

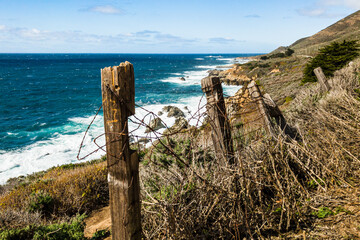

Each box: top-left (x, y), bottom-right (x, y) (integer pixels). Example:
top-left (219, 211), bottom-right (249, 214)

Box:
top-left (321, 0), bottom-right (360, 9)
top-left (126, 30), bottom-right (196, 44)
top-left (0, 25), bottom-right (249, 53)
top-left (209, 37), bottom-right (236, 43)
top-left (244, 14), bottom-right (261, 18)
top-left (345, 0), bottom-right (360, 9)
top-left (83, 5), bottom-right (122, 15)
top-left (297, 8), bottom-right (326, 17)
top-left (297, 0), bottom-right (359, 18)
top-left (20, 28), bottom-right (44, 39)
top-left (0, 26), bottom-right (196, 47)
top-left (0, 26), bottom-right (104, 43)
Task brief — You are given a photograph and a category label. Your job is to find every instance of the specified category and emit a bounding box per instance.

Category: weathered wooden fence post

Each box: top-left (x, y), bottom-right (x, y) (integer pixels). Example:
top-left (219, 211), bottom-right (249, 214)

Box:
top-left (101, 62), bottom-right (141, 240)
top-left (247, 80), bottom-right (275, 137)
top-left (314, 67), bottom-right (330, 92)
top-left (201, 76), bottom-right (234, 164)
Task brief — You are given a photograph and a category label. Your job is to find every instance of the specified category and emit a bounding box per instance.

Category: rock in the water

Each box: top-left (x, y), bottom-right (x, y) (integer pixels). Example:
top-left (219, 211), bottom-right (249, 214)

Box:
top-left (162, 106), bottom-right (185, 118)
top-left (163, 117), bottom-right (189, 134)
top-left (145, 117), bottom-right (165, 133)
top-left (138, 138), bottom-right (151, 144)
top-left (179, 77), bottom-right (186, 81)
top-left (158, 111), bottom-right (163, 116)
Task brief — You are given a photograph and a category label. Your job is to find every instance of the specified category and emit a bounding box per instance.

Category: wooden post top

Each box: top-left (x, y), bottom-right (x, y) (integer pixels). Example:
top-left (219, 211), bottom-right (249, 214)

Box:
top-left (247, 80), bottom-right (262, 99)
top-left (314, 66), bottom-right (330, 92)
top-left (247, 80), bottom-right (256, 88)
top-left (101, 61), bottom-right (135, 116)
top-left (201, 76), bottom-right (221, 93)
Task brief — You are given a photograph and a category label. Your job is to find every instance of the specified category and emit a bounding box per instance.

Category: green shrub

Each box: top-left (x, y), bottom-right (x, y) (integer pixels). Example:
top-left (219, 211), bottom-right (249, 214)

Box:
top-left (284, 96), bottom-right (293, 103)
top-left (259, 63), bottom-right (270, 68)
top-left (354, 88), bottom-right (360, 100)
top-left (312, 207), bottom-right (334, 219)
top-left (28, 190), bottom-right (54, 216)
top-left (334, 206), bottom-right (353, 215)
top-left (302, 40), bottom-right (359, 83)
top-left (270, 53), bottom-right (286, 58)
top-left (91, 229), bottom-right (111, 240)
top-left (260, 48), bottom-right (293, 60)
top-left (0, 214), bottom-right (86, 240)
top-left (285, 48), bottom-right (294, 56)
top-left (234, 122), bottom-right (244, 129)
top-left (0, 226), bottom-right (35, 240)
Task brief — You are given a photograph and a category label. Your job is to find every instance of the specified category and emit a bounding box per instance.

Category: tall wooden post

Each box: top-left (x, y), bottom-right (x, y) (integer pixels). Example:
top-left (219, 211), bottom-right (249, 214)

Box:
top-left (201, 76), bottom-right (234, 164)
top-left (247, 80), bottom-right (275, 137)
top-left (314, 67), bottom-right (330, 92)
top-left (101, 62), bottom-right (141, 240)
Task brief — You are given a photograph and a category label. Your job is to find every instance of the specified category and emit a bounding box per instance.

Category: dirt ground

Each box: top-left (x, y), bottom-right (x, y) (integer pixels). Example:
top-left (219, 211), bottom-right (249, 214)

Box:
top-left (84, 206), bottom-right (111, 240)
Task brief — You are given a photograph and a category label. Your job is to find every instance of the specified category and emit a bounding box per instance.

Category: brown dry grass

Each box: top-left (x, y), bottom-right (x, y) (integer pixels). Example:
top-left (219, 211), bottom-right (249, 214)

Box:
top-left (0, 160), bottom-right (108, 229)
top-left (137, 58), bottom-right (360, 239)
top-left (291, 10), bottom-right (360, 55)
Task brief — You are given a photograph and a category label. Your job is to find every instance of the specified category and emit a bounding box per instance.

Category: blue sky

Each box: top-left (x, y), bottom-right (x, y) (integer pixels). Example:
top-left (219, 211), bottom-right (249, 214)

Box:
top-left (0, 0), bottom-right (359, 53)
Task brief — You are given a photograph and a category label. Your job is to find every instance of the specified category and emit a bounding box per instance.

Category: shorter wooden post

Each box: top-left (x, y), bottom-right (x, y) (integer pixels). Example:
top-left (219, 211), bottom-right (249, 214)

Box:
top-left (101, 62), bottom-right (141, 240)
top-left (201, 76), bottom-right (234, 164)
top-left (263, 93), bottom-right (299, 139)
top-left (314, 67), bottom-right (330, 92)
top-left (247, 81), bottom-right (275, 137)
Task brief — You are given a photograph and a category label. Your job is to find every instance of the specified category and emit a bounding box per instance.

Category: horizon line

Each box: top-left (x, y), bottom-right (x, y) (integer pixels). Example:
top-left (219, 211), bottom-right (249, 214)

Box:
top-left (0, 52), bottom-right (265, 55)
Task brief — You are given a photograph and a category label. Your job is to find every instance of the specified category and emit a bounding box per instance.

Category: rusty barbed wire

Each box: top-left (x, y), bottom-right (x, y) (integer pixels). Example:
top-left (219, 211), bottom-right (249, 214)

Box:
top-left (77, 81), bottom-right (275, 158)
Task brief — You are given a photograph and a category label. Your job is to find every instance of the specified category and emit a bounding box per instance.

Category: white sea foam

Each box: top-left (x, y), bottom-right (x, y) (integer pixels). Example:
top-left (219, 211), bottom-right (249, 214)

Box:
top-left (194, 58), bottom-right (204, 60)
top-left (206, 55), bottom-right (222, 58)
top-left (0, 116), bottom-right (105, 184)
top-left (195, 65), bottom-right (217, 69)
top-left (223, 85), bottom-right (242, 96)
top-left (159, 76), bottom-right (184, 84)
top-left (160, 69), bottom-right (209, 86)
top-left (235, 58), bottom-right (250, 64)
top-left (216, 58), bottom-right (237, 65)
top-left (216, 58), bottom-right (234, 61)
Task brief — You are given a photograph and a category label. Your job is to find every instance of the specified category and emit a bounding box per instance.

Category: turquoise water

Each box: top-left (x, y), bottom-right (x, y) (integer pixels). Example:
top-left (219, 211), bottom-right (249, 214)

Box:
top-left (0, 53), bottom-right (255, 183)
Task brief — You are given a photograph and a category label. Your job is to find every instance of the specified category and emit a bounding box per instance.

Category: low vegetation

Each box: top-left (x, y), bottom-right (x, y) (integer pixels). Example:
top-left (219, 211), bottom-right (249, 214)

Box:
top-left (0, 214), bottom-right (86, 240)
top-left (0, 159), bottom-right (108, 239)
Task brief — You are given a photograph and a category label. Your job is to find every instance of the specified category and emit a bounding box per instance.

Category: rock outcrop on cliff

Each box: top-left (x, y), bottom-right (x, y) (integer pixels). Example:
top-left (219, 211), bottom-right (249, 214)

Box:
top-left (209, 65), bottom-right (253, 85)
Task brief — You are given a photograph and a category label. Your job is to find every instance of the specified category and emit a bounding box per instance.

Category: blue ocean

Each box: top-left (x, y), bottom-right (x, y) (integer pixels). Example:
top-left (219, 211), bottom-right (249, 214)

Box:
top-left (0, 53), bottom-right (254, 183)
